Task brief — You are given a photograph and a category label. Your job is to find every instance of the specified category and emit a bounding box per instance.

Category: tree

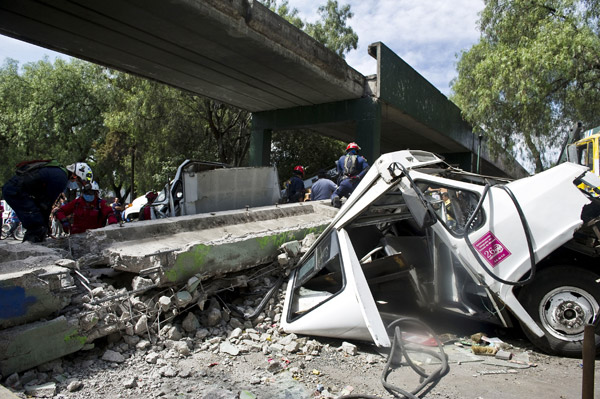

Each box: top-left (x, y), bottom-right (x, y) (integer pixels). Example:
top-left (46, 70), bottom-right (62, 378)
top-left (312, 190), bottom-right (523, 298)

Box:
top-left (305, 0), bottom-right (358, 58)
top-left (0, 58), bottom-right (108, 184)
top-left (261, 0), bottom-right (304, 28)
top-left (451, 0), bottom-right (600, 172)
top-left (271, 130), bottom-right (345, 182)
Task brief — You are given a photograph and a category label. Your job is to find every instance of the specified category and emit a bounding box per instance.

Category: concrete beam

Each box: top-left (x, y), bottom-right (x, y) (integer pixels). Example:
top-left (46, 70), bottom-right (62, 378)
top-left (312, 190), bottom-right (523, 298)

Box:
top-left (0, 245), bottom-right (74, 329)
top-left (251, 97), bottom-right (382, 164)
top-left (0, 316), bottom-right (84, 376)
top-left (96, 203), bottom-right (336, 285)
top-left (0, 0), bottom-right (365, 112)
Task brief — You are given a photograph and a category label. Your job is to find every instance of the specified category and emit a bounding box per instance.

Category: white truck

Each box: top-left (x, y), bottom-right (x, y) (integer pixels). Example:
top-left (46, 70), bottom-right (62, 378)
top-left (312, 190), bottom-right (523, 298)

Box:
top-left (281, 150), bottom-right (600, 356)
top-left (126, 160), bottom-right (281, 219)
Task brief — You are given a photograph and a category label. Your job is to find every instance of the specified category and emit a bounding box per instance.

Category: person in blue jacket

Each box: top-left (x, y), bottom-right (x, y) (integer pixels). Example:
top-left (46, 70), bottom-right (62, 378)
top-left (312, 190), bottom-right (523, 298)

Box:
top-left (286, 165), bottom-right (306, 203)
top-left (2, 160), bottom-right (92, 242)
top-left (331, 142), bottom-right (369, 208)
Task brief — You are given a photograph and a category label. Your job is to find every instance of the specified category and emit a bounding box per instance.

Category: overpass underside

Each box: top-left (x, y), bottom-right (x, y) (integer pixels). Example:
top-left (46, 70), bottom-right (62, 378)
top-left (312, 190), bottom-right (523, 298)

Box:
top-left (251, 43), bottom-right (526, 178)
top-left (0, 0), bottom-right (525, 177)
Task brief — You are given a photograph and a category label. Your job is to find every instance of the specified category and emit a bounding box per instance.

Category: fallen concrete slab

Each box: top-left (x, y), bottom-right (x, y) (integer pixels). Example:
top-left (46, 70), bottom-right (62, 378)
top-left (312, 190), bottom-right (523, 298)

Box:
top-left (0, 201), bottom-right (336, 376)
top-left (0, 244), bottom-right (74, 329)
top-left (93, 202), bottom-right (336, 286)
top-left (0, 316), bottom-right (84, 375)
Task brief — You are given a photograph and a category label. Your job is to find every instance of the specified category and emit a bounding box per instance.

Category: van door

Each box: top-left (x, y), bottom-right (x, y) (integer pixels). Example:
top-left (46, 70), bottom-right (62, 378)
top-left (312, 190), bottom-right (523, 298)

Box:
top-left (281, 229), bottom-right (391, 347)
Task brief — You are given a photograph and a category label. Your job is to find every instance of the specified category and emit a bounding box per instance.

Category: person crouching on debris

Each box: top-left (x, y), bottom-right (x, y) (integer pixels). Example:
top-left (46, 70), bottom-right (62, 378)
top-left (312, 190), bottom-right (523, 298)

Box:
top-left (286, 166), bottom-right (306, 203)
top-left (56, 181), bottom-right (117, 235)
top-left (1, 160), bottom-right (92, 243)
top-left (330, 142), bottom-right (369, 208)
top-left (310, 169), bottom-right (337, 201)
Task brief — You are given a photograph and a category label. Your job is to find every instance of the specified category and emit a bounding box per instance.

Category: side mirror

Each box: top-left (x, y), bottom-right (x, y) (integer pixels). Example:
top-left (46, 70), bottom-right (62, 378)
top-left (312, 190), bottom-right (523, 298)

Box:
top-left (403, 188), bottom-right (437, 229)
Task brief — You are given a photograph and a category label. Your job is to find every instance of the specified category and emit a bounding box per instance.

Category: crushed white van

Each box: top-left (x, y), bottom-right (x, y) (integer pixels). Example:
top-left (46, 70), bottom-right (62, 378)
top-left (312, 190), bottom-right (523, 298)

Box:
top-left (282, 150), bottom-right (600, 356)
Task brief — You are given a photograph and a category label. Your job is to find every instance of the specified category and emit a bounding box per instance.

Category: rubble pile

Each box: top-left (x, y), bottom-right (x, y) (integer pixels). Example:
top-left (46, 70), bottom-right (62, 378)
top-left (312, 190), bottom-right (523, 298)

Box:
top-left (2, 234), bottom-right (359, 398)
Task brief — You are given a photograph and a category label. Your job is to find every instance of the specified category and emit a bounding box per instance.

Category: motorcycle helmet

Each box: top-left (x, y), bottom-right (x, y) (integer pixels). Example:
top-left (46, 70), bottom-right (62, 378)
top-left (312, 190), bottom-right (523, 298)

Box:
top-left (67, 162), bottom-right (93, 182)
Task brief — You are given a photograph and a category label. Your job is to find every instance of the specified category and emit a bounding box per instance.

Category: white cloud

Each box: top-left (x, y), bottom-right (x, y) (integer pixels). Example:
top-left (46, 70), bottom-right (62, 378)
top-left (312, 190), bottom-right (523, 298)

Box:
top-left (286, 0), bottom-right (484, 94)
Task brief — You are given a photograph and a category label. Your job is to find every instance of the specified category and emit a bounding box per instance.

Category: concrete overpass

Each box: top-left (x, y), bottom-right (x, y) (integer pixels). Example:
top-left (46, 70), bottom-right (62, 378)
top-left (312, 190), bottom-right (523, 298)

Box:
top-left (0, 0), bottom-right (526, 177)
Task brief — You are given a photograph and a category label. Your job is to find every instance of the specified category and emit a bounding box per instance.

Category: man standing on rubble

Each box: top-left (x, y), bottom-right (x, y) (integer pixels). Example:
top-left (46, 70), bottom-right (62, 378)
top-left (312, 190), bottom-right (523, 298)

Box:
top-left (1, 160), bottom-right (93, 242)
top-left (331, 142), bottom-right (369, 208)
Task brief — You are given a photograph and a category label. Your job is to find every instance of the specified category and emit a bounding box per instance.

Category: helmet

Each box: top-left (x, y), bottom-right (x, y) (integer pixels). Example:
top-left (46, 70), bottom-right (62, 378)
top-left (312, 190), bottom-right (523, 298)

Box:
top-left (82, 181), bottom-right (100, 195)
top-left (346, 142), bottom-right (361, 152)
top-left (67, 162), bottom-right (93, 182)
top-left (145, 191), bottom-right (158, 202)
top-left (293, 165), bottom-right (305, 176)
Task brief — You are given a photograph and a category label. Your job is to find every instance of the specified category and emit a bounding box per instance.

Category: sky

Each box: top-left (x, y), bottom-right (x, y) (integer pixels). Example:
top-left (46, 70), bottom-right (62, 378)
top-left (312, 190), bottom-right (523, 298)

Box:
top-left (286, 0), bottom-right (485, 95)
top-left (0, 0), bottom-right (484, 96)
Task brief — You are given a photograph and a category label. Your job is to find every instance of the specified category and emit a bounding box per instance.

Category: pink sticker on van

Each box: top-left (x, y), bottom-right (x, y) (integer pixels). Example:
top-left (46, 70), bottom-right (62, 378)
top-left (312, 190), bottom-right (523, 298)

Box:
top-left (473, 231), bottom-right (511, 267)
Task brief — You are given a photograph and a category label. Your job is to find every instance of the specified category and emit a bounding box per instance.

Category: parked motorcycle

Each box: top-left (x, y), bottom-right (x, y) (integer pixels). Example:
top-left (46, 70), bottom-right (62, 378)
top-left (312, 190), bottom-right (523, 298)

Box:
top-left (0, 212), bottom-right (26, 240)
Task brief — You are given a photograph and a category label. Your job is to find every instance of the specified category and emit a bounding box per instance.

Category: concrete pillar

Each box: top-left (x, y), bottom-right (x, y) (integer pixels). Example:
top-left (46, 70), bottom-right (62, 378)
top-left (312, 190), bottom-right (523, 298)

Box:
top-left (355, 99), bottom-right (381, 164)
top-left (249, 125), bottom-right (272, 167)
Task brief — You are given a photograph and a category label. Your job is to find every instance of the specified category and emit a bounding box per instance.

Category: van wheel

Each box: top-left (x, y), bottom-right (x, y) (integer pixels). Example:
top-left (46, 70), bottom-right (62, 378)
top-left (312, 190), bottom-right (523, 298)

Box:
top-left (518, 266), bottom-right (600, 357)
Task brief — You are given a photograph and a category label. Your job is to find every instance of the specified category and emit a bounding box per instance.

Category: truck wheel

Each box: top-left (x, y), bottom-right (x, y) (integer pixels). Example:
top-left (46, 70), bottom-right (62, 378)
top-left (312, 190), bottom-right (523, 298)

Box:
top-left (518, 266), bottom-right (600, 357)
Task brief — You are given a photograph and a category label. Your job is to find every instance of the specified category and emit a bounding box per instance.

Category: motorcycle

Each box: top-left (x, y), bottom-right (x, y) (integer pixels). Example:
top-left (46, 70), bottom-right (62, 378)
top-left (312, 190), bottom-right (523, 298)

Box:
top-left (0, 212), bottom-right (26, 240)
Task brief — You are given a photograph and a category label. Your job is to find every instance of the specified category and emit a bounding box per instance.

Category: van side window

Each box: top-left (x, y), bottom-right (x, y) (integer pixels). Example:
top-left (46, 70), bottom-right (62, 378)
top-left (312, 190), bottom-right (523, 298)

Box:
top-left (289, 232), bottom-right (344, 319)
top-left (418, 183), bottom-right (484, 235)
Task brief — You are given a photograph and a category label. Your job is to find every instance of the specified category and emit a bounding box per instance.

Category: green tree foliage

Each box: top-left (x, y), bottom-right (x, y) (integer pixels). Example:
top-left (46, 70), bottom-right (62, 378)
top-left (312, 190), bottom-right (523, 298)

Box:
top-left (305, 0), bottom-right (358, 58)
top-left (451, 0), bottom-right (600, 172)
top-left (272, 130), bottom-right (346, 183)
top-left (261, 0), bottom-right (304, 28)
top-left (1, 1), bottom-right (358, 200)
top-left (101, 73), bottom-right (251, 199)
top-left (0, 58), bottom-right (107, 184)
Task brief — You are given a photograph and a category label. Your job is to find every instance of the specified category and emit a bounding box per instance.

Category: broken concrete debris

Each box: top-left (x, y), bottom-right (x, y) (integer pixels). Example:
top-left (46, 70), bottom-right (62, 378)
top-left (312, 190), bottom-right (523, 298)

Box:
top-left (0, 203), bottom-right (335, 379)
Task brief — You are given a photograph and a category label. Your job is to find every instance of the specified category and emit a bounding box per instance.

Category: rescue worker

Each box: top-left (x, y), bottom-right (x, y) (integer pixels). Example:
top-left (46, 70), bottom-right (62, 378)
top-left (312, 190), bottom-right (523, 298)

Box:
top-left (139, 191), bottom-right (158, 221)
top-left (56, 181), bottom-right (117, 235)
top-left (331, 142), bottom-right (369, 208)
top-left (1, 160), bottom-right (92, 242)
top-left (286, 165), bottom-right (306, 203)
top-left (309, 169), bottom-right (337, 201)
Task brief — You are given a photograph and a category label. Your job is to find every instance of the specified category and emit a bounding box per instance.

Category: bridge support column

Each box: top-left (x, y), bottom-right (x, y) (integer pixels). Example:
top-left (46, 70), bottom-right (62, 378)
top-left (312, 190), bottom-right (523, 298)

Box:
top-left (354, 99), bottom-right (381, 165)
top-left (249, 127), bottom-right (272, 167)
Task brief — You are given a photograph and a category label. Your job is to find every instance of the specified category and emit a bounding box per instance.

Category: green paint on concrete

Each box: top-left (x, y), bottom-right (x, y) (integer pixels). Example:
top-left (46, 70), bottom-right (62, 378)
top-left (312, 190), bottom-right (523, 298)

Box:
top-left (167, 226), bottom-right (326, 284)
top-left (64, 328), bottom-right (87, 346)
top-left (164, 244), bottom-right (211, 283)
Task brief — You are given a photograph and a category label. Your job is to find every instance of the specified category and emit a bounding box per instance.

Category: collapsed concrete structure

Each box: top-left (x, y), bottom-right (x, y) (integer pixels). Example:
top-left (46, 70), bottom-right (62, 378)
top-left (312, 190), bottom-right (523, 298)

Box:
top-left (0, 202), bottom-right (336, 376)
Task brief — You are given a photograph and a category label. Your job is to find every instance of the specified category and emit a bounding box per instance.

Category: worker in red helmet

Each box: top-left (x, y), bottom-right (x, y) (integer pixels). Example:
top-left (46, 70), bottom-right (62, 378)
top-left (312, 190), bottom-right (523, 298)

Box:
top-left (285, 165), bottom-right (306, 203)
top-left (331, 142), bottom-right (369, 208)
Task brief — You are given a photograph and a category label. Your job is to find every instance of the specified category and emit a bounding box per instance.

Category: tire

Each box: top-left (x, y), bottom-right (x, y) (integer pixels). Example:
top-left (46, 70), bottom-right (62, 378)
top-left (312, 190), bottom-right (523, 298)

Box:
top-left (14, 224), bottom-right (25, 241)
top-left (0, 223), bottom-right (9, 240)
top-left (518, 266), bottom-right (600, 357)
